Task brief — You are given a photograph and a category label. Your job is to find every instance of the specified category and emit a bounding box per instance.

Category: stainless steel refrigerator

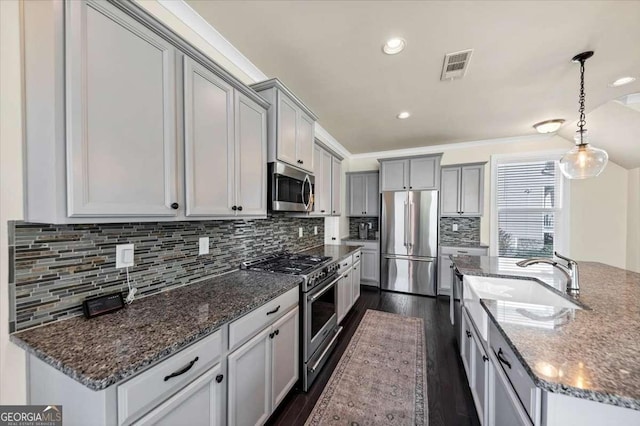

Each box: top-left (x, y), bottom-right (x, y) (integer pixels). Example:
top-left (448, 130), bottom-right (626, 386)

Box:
top-left (381, 190), bottom-right (438, 296)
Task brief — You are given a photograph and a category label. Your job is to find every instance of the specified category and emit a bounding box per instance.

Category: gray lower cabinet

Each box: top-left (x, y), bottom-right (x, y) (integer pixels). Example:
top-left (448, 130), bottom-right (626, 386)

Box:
top-left (461, 310), bottom-right (489, 425)
top-left (441, 163), bottom-right (485, 217)
top-left (488, 352), bottom-right (532, 426)
top-left (379, 155), bottom-right (442, 191)
top-left (22, 0), bottom-right (270, 224)
top-left (134, 364), bottom-right (224, 426)
top-left (347, 172), bottom-right (379, 217)
top-left (361, 249), bottom-right (380, 286)
top-left (352, 260), bottom-right (362, 304)
top-left (66, 0), bottom-right (179, 218)
top-left (337, 272), bottom-right (352, 324)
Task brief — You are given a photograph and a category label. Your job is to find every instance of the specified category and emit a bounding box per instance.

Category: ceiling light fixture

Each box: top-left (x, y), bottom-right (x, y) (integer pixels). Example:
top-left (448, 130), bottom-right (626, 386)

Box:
top-left (559, 51), bottom-right (608, 180)
top-left (383, 38), bottom-right (406, 55)
top-left (609, 76), bottom-right (636, 87)
top-left (533, 119), bottom-right (565, 134)
top-left (397, 111), bottom-right (410, 119)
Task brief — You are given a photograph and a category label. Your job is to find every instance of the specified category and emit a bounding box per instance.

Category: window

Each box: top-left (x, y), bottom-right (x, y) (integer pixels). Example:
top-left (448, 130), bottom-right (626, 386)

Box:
top-left (493, 156), bottom-right (567, 259)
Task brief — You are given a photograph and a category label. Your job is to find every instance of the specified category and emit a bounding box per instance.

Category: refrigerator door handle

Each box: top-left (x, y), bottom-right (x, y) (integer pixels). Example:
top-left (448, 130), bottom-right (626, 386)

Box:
top-left (383, 255), bottom-right (435, 261)
top-left (403, 199), bottom-right (408, 247)
top-left (408, 199), bottom-right (414, 248)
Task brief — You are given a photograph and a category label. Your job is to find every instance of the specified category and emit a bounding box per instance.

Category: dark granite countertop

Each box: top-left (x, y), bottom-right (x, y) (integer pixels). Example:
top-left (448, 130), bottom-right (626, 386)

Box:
top-left (301, 244), bottom-right (362, 262)
top-left (453, 256), bottom-right (640, 411)
top-left (11, 270), bottom-right (302, 391)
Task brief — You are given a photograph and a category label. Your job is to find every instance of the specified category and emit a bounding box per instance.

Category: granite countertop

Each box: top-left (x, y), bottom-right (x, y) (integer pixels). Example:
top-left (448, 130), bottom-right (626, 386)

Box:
top-left (11, 270), bottom-right (302, 391)
top-left (453, 256), bottom-right (640, 411)
top-left (301, 244), bottom-right (362, 262)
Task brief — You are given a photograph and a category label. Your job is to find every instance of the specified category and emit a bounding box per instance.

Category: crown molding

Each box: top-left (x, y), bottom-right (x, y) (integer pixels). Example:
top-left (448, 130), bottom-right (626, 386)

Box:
top-left (349, 133), bottom-right (556, 160)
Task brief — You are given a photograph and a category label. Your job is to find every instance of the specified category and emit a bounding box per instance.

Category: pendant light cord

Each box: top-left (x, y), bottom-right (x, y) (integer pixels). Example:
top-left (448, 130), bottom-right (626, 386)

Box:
top-left (577, 59), bottom-right (587, 145)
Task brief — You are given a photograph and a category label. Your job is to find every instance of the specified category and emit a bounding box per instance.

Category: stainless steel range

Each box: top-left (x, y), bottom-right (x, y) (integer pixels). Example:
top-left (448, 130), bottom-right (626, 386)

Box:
top-left (242, 252), bottom-right (342, 391)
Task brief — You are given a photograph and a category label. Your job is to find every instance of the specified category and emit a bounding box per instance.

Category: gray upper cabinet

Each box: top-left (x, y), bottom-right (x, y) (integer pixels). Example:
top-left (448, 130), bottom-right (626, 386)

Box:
top-left (441, 163), bottom-right (485, 217)
top-left (251, 78), bottom-right (318, 174)
top-left (379, 154), bottom-right (442, 191)
top-left (66, 0), bottom-right (179, 218)
top-left (22, 0), bottom-right (270, 223)
top-left (184, 57), bottom-right (235, 217)
top-left (331, 157), bottom-right (342, 216)
top-left (310, 144), bottom-right (332, 216)
top-left (347, 172), bottom-right (379, 217)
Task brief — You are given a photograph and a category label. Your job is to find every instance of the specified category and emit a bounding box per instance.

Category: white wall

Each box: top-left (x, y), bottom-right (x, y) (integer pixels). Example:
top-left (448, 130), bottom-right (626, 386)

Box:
top-left (349, 135), bottom-right (631, 269)
top-left (627, 168), bottom-right (640, 272)
top-left (0, 0), bottom-right (27, 404)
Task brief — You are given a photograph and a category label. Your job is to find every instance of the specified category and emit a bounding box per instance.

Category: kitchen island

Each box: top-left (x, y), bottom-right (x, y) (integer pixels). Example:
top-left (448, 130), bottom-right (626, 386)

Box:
top-left (452, 255), bottom-right (640, 425)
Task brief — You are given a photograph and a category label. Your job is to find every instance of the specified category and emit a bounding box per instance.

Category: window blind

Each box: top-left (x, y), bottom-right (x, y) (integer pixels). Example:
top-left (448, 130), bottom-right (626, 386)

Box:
top-left (497, 160), bottom-right (559, 258)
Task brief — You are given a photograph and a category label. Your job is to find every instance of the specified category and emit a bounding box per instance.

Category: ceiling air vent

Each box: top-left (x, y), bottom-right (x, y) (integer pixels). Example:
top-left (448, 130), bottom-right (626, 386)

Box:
top-left (441, 49), bottom-right (473, 81)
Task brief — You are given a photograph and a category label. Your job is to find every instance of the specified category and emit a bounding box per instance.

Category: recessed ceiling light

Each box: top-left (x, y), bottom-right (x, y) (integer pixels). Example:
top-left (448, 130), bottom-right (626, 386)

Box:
top-left (533, 119), bottom-right (565, 134)
top-left (397, 112), bottom-right (410, 119)
top-left (383, 38), bottom-right (406, 55)
top-left (609, 76), bottom-right (636, 87)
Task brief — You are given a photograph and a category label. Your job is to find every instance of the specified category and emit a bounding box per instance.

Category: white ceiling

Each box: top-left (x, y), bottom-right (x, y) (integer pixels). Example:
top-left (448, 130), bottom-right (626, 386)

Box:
top-left (186, 0), bottom-right (640, 165)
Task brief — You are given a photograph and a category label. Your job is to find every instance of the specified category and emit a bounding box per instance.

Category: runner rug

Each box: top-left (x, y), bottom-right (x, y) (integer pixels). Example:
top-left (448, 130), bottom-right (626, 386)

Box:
top-left (305, 309), bottom-right (427, 425)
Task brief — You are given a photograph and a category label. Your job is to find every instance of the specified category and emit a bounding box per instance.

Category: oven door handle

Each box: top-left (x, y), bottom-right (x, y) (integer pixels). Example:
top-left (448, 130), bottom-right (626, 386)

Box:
top-left (308, 275), bottom-right (340, 303)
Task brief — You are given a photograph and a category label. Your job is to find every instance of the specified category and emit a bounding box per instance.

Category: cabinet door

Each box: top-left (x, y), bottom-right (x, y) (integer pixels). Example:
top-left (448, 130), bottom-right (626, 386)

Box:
top-left (331, 157), bottom-right (342, 216)
top-left (235, 91), bottom-right (267, 216)
top-left (337, 274), bottom-right (351, 324)
top-left (460, 165), bottom-right (484, 217)
top-left (380, 160), bottom-right (408, 191)
top-left (311, 145), bottom-right (324, 215)
top-left (134, 364), bottom-right (224, 426)
top-left (296, 112), bottom-right (314, 172)
top-left (441, 167), bottom-right (461, 216)
top-left (472, 331), bottom-right (488, 425)
top-left (438, 256), bottom-right (454, 295)
top-left (271, 307), bottom-right (299, 409)
top-left (228, 328), bottom-right (271, 426)
top-left (276, 92), bottom-right (298, 166)
top-left (361, 250), bottom-right (379, 284)
top-left (488, 353), bottom-right (532, 426)
top-left (348, 175), bottom-right (366, 217)
top-left (66, 0), bottom-right (178, 217)
top-left (409, 156), bottom-right (440, 190)
top-left (461, 312), bottom-right (474, 383)
top-left (365, 173), bottom-right (379, 216)
top-left (184, 57), bottom-right (235, 217)
top-left (352, 261), bottom-right (361, 304)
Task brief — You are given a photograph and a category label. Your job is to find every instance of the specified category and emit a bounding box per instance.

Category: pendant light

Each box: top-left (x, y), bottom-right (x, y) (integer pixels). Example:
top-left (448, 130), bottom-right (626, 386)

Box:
top-left (559, 51), bottom-right (608, 179)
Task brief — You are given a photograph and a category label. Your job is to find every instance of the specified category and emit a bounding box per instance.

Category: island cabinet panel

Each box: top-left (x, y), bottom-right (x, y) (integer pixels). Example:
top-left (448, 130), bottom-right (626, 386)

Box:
top-left (134, 364), bottom-right (224, 426)
top-left (66, 0), bottom-right (179, 218)
top-left (183, 58), bottom-right (235, 217)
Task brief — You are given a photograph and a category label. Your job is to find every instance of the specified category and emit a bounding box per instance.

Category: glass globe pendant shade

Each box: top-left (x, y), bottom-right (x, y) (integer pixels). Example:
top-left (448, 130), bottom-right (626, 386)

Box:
top-left (559, 132), bottom-right (609, 179)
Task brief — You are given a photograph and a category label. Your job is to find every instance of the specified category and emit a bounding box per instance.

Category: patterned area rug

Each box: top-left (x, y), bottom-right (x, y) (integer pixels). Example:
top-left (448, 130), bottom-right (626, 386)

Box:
top-left (305, 309), bottom-right (427, 426)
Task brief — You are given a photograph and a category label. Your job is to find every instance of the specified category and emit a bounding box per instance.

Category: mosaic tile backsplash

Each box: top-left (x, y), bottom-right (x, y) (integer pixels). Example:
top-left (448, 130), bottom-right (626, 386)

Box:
top-left (8, 214), bottom-right (323, 331)
top-left (439, 217), bottom-right (481, 246)
top-left (348, 217), bottom-right (379, 240)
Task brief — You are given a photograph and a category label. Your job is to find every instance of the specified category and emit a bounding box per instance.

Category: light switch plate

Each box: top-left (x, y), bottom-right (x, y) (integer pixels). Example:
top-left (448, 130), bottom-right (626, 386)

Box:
top-left (116, 244), bottom-right (134, 269)
top-left (314, 226), bottom-right (318, 235)
top-left (199, 237), bottom-right (210, 255)
top-left (299, 227), bottom-right (304, 238)
top-left (452, 224), bottom-right (459, 232)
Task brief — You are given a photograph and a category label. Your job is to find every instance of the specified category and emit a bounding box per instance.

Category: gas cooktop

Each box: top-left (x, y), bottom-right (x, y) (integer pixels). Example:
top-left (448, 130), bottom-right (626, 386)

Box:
top-left (242, 253), bottom-right (331, 275)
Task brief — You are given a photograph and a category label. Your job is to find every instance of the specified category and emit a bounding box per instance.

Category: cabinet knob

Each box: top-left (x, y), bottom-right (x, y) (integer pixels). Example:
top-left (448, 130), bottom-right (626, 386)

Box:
top-left (237, 206), bottom-right (243, 211)
top-left (403, 186), bottom-right (406, 189)
top-left (170, 203), bottom-right (179, 210)
top-left (333, 210), bottom-right (336, 213)
top-left (482, 355), bottom-right (489, 362)
top-left (409, 186), bottom-right (413, 189)
top-left (232, 206), bottom-right (237, 211)
top-left (215, 374), bottom-right (224, 383)
top-left (466, 330), bottom-right (472, 338)
top-left (320, 210), bottom-right (325, 213)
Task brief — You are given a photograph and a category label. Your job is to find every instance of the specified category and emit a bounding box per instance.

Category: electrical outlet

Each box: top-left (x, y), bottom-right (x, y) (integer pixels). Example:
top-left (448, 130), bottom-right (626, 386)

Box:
top-left (199, 237), bottom-right (209, 255)
top-left (299, 227), bottom-right (304, 238)
top-left (116, 244), bottom-right (135, 269)
top-left (452, 224), bottom-right (459, 232)
top-left (314, 226), bottom-right (318, 235)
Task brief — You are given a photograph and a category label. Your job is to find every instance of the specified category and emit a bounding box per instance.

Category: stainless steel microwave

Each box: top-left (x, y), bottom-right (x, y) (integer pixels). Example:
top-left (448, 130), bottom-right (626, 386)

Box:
top-left (269, 162), bottom-right (314, 212)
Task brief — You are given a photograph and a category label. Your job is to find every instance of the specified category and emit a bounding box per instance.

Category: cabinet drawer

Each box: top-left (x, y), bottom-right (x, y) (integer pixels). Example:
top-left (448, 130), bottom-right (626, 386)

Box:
top-left (338, 255), bottom-right (353, 274)
top-left (118, 329), bottom-right (223, 425)
top-left (441, 246), bottom-right (488, 256)
top-left (489, 322), bottom-right (539, 422)
top-left (229, 286), bottom-right (299, 352)
top-left (352, 250), bottom-right (361, 262)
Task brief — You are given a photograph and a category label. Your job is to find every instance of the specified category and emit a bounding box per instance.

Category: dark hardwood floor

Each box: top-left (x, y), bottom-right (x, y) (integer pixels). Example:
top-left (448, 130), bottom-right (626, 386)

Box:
top-left (267, 287), bottom-right (480, 426)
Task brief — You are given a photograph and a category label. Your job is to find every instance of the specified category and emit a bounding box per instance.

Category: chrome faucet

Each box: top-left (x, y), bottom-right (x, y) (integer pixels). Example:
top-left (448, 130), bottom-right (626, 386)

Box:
top-left (516, 251), bottom-right (580, 296)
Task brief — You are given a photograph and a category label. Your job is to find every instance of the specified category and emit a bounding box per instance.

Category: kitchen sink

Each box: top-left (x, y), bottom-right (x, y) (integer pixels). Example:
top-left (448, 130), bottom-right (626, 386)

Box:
top-left (463, 276), bottom-right (582, 341)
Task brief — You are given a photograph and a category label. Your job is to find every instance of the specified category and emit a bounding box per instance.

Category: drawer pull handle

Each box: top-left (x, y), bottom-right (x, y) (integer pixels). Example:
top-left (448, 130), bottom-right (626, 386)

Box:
top-left (215, 374), bottom-right (224, 383)
top-left (497, 348), bottom-right (512, 369)
top-left (343, 263), bottom-right (348, 267)
top-left (266, 305), bottom-right (280, 315)
top-left (164, 356), bottom-right (199, 381)
top-left (466, 330), bottom-right (472, 338)
top-left (458, 250), bottom-right (468, 254)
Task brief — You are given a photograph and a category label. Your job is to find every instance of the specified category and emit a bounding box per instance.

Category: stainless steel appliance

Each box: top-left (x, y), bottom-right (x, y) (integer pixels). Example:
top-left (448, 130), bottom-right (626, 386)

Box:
top-left (268, 162), bottom-right (314, 212)
top-left (381, 190), bottom-right (439, 296)
top-left (242, 252), bottom-right (342, 391)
